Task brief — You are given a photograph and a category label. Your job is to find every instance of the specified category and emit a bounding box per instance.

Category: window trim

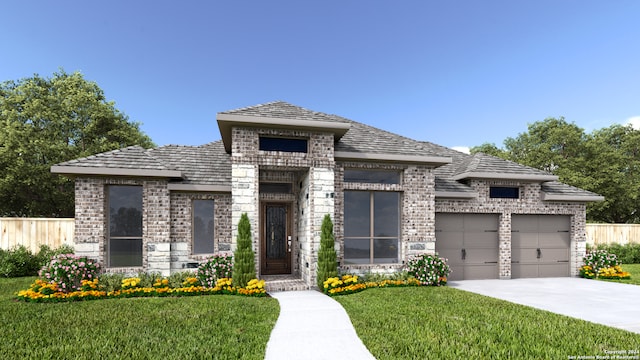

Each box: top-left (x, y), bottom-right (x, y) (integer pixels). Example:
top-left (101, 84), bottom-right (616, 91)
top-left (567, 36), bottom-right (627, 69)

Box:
top-left (107, 185), bottom-right (143, 268)
top-left (192, 199), bottom-right (215, 255)
top-left (344, 190), bottom-right (400, 264)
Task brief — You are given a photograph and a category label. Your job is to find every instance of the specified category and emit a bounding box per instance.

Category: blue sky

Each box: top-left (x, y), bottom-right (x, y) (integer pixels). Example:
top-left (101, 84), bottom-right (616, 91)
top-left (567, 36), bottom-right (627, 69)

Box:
top-left (2, 1), bottom-right (639, 152)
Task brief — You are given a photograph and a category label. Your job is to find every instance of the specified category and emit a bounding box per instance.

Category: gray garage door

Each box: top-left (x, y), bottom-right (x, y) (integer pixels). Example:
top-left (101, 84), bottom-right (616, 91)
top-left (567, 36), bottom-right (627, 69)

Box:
top-left (511, 215), bottom-right (570, 278)
top-left (435, 213), bottom-right (499, 281)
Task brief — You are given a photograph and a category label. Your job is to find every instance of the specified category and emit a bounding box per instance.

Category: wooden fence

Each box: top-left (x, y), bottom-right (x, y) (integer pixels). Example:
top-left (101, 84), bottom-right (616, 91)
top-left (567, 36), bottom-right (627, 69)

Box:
top-left (0, 218), bottom-right (638, 253)
top-left (585, 224), bottom-right (640, 246)
top-left (0, 218), bottom-right (74, 253)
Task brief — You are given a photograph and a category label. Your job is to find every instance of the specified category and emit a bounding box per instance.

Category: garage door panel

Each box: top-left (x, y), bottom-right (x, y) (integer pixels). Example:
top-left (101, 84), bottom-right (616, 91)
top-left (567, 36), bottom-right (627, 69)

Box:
top-left (466, 248), bottom-right (499, 263)
top-left (463, 214), bottom-right (499, 231)
top-left (437, 249), bottom-right (463, 266)
top-left (435, 214), bottom-right (463, 231)
top-left (512, 264), bottom-right (538, 278)
top-left (435, 231), bottom-right (464, 248)
top-left (436, 213), bottom-right (499, 280)
top-left (538, 216), bottom-right (570, 231)
top-left (538, 264), bottom-right (569, 277)
top-left (511, 215), bottom-right (570, 279)
top-left (465, 232), bottom-right (499, 247)
top-left (540, 248), bottom-right (569, 263)
top-left (465, 264), bottom-right (498, 280)
top-left (538, 233), bottom-right (569, 248)
top-left (513, 233), bottom-right (539, 248)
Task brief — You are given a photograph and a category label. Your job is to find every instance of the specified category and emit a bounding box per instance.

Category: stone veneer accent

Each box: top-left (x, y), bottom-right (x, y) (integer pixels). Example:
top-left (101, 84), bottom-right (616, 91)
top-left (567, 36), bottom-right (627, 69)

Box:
top-left (435, 180), bottom-right (587, 278)
top-left (74, 177), bottom-right (172, 276)
top-left (169, 192), bottom-right (232, 272)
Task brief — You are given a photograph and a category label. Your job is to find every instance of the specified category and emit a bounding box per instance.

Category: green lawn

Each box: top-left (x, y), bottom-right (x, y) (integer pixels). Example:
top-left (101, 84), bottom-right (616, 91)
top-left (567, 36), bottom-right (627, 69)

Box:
top-left (336, 286), bottom-right (640, 360)
top-left (0, 277), bottom-right (279, 359)
top-left (600, 264), bottom-right (640, 285)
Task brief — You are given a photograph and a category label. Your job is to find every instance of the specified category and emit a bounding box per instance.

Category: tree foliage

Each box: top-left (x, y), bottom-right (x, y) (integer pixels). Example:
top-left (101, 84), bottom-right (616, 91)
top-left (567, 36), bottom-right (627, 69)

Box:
top-left (471, 118), bottom-right (640, 223)
top-left (0, 70), bottom-right (154, 217)
top-left (232, 213), bottom-right (256, 288)
top-left (316, 214), bottom-right (338, 289)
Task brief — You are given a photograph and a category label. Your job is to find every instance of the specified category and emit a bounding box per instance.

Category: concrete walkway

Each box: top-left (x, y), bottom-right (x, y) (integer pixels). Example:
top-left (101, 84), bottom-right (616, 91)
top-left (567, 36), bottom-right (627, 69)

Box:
top-left (449, 277), bottom-right (640, 334)
top-left (265, 291), bottom-right (375, 360)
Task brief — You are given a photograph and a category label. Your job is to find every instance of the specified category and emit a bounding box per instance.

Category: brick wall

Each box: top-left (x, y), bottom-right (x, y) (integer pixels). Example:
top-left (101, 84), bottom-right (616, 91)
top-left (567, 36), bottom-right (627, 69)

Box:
top-left (435, 179), bottom-right (587, 277)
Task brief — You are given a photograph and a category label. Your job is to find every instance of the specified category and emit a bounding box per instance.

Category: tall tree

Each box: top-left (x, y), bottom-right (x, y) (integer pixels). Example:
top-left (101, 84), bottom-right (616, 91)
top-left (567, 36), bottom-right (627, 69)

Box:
top-left (0, 70), bottom-right (154, 217)
top-left (233, 213), bottom-right (256, 288)
top-left (316, 214), bottom-right (337, 289)
top-left (472, 118), bottom-right (640, 223)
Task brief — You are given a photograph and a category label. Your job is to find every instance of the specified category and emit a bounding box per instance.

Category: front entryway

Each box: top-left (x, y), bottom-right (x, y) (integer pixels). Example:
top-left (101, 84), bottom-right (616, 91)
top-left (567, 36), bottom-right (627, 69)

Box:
top-left (261, 203), bottom-right (292, 275)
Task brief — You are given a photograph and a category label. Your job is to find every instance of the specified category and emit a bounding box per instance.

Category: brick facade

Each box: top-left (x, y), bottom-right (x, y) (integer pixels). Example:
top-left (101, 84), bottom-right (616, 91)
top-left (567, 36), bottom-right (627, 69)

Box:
top-left (70, 131), bottom-right (587, 285)
top-left (435, 180), bottom-right (587, 277)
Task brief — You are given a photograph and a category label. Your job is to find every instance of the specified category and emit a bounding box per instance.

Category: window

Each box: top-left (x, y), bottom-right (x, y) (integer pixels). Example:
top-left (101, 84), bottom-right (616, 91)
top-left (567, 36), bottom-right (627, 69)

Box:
top-left (344, 191), bottom-right (400, 264)
top-left (490, 187), bottom-right (520, 199)
top-left (259, 183), bottom-right (292, 194)
top-left (193, 200), bottom-right (214, 254)
top-left (259, 137), bottom-right (308, 153)
top-left (108, 186), bottom-right (143, 267)
top-left (344, 169), bottom-right (401, 184)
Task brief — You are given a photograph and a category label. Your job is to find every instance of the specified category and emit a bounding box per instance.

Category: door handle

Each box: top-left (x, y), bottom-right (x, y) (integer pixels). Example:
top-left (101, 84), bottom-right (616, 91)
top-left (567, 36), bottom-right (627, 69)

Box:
top-left (461, 248), bottom-right (466, 260)
top-left (536, 248), bottom-right (541, 259)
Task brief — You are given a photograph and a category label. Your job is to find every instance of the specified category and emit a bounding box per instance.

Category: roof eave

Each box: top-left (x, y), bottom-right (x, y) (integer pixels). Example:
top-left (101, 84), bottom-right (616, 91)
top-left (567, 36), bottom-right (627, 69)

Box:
top-left (51, 165), bottom-right (182, 178)
top-left (435, 191), bottom-right (479, 199)
top-left (335, 151), bottom-right (452, 166)
top-left (451, 172), bottom-right (559, 182)
top-left (542, 193), bottom-right (605, 202)
top-left (217, 114), bottom-right (351, 153)
top-left (167, 184), bottom-right (231, 192)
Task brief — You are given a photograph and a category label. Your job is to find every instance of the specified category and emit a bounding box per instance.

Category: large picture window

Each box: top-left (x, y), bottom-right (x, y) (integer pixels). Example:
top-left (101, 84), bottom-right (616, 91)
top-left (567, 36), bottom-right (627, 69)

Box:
top-left (193, 200), bottom-right (215, 254)
top-left (108, 185), bottom-right (143, 267)
top-left (344, 191), bottom-right (400, 264)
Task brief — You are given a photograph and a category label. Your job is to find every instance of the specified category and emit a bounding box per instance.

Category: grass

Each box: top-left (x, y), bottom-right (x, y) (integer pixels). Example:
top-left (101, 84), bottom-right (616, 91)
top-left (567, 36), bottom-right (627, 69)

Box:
top-left (336, 286), bottom-right (640, 359)
top-left (0, 277), bottom-right (279, 359)
top-left (600, 264), bottom-right (640, 285)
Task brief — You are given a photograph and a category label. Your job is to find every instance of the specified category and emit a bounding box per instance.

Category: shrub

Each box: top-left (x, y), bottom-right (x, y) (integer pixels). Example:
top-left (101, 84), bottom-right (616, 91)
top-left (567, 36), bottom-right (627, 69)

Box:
top-left (0, 245), bottom-right (40, 277)
top-left (593, 243), bottom-right (640, 264)
top-left (233, 213), bottom-right (256, 288)
top-left (406, 253), bottom-right (450, 286)
top-left (39, 254), bottom-right (100, 292)
top-left (197, 253), bottom-right (233, 288)
top-left (316, 214), bottom-right (338, 289)
top-left (582, 249), bottom-right (619, 275)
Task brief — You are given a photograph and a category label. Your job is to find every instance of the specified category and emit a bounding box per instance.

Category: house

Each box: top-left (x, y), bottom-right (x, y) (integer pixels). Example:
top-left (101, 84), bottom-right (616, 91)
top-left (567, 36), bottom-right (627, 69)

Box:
top-left (51, 101), bottom-right (603, 288)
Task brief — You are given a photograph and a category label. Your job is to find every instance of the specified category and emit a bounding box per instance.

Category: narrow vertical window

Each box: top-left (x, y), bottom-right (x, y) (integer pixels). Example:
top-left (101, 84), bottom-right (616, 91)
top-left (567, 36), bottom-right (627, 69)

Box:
top-left (193, 200), bottom-right (215, 254)
top-left (108, 185), bottom-right (143, 267)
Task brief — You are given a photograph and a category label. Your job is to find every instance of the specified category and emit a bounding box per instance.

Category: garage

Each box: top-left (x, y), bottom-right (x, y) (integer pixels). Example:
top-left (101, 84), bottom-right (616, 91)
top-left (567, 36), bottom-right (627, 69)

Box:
top-left (435, 213), bottom-right (499, 281)
top-left (511, 215), bottom-right (571, 278)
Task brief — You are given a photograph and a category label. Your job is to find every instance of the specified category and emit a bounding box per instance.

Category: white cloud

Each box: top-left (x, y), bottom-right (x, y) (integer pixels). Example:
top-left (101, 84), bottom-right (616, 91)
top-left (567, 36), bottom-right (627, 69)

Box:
top-left (625, 116), bottom-right (640, 130)
top-left (451, 146), bottom-right (470, 154)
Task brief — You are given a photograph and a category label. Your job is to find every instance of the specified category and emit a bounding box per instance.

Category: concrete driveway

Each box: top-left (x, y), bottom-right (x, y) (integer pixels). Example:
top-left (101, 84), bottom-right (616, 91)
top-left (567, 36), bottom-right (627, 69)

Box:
top-left (449, 277), bottom-right (640, 334)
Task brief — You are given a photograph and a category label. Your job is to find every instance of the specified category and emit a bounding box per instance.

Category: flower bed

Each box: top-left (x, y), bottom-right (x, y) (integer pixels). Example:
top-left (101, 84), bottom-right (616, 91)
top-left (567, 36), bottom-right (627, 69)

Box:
top-left (580, 249), bottom-right (632, 281)
top-left (323, 275), bottom-right (423, 296)
top-left (16, 276), bottom-right (266, 303)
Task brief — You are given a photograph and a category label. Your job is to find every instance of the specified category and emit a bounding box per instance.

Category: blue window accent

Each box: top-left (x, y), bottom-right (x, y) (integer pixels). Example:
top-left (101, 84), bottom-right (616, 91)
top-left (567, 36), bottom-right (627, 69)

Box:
top-left (259, 137), bottom-right (308, 153)
top-left (490, 187), bottom-right (519, 199)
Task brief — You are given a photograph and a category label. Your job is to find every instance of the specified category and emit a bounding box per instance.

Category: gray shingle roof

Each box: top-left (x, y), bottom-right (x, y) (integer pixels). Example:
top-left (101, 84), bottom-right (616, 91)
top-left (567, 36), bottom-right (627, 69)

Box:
top-left (55, 146), bottom-right (174, 171)
top-left (52, 101), bottom-right (601, 200)
top-left (149, 141), bottom-right (230, 186)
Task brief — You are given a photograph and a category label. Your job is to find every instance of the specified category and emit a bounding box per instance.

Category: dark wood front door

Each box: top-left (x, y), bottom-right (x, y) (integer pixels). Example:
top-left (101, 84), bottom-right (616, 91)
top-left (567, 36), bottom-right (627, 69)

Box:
top-left (261, 203), bottom-right (291, 275)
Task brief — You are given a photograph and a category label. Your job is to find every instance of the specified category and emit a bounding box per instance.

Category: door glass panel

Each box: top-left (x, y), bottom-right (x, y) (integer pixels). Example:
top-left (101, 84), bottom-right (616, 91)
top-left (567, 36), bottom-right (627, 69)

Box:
top-left (266, 205), bottom-right (286, 260)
